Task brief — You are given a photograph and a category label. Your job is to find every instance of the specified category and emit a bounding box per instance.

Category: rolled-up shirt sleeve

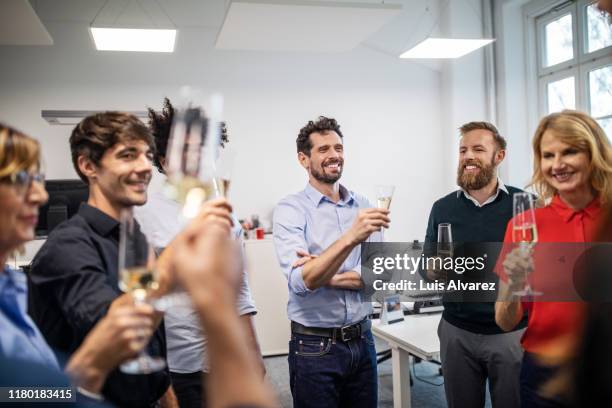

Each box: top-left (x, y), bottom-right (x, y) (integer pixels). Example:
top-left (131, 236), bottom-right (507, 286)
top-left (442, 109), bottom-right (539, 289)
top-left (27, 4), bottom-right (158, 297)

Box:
top-left (273, 199), bottom-right (313, 296)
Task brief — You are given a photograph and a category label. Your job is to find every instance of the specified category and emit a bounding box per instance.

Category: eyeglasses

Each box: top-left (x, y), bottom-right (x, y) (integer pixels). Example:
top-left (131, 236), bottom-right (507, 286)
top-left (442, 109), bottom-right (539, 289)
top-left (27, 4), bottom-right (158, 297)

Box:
top-left (0, 170), bottom-right (46, 191)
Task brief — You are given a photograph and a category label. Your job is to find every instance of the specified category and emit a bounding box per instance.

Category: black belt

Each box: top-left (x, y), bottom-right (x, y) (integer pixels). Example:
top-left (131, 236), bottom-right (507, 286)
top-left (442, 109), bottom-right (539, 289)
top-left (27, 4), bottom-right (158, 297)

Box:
top-left (291, 319), bottom-right (371, 342)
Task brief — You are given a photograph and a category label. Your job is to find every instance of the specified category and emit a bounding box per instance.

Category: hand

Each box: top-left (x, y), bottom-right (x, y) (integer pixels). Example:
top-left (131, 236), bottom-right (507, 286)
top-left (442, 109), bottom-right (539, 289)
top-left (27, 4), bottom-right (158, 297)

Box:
top-left (95, 303), bottom-right (155, 368)
top-left (346, 208), bottom-right (390, 245)
top-left (171, 218), bottom-right (242, 315)
top-left (111, 292), bottom-right (164, 327)
top-left (195, 197), bottom-right (235, 233)
top-left (503, 245), bottom-right (534, 292)
top-left (66, 302), bottom-right (155, 392)
top-left (425, 256), bottom-right (447, 282)
top-left (292, 250), bottom-right (318, 268)
top-left (155, 198), bottom-right (234, 294)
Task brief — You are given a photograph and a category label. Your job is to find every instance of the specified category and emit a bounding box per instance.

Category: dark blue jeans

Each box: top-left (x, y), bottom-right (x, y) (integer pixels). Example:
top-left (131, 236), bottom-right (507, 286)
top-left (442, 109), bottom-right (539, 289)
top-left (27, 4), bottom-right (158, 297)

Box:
top-left (288, 329), bottom-right (378, 408)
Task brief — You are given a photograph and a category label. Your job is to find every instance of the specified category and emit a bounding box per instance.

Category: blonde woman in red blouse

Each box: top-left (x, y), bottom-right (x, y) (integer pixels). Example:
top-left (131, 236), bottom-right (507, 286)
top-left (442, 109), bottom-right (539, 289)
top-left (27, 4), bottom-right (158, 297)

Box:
top-left (495, 110), bottom-right (612, 408)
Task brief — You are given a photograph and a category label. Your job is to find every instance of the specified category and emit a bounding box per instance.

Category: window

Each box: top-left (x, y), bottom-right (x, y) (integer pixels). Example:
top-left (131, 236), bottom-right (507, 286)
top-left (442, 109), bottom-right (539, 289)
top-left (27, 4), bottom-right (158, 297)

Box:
top-left (535, 0), bottom-right (612, 140)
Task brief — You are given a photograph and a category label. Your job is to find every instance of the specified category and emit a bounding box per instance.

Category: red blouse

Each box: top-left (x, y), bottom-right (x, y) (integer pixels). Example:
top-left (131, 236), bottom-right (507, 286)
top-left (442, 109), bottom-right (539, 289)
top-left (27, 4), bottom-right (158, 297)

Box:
top-left (498, 194), bottom-right (602, 356)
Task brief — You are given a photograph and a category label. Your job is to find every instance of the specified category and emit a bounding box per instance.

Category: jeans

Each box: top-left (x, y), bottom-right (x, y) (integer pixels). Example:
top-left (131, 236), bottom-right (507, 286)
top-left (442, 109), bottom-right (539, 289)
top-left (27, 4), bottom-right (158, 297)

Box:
top-left (288, 329), bottom-right (378, 408)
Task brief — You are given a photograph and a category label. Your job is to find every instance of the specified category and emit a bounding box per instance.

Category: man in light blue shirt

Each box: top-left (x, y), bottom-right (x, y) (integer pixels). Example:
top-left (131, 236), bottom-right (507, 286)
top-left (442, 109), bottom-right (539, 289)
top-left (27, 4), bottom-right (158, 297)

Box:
top-left (273, 116), bottom-right (389, 408)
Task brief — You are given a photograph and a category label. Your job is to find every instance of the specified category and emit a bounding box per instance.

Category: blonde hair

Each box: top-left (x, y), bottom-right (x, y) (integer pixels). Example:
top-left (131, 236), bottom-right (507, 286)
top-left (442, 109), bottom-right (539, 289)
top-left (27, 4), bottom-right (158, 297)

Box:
top-left (0, 124), bottom-right (41, 258)
top-left (0, 123), bottom-right (41, 178)
top-left (530, 110), bottom-right (612, 205)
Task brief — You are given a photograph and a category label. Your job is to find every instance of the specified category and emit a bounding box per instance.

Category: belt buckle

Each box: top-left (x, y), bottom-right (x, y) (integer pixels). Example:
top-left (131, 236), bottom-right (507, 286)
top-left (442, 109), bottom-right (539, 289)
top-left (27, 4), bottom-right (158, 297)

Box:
top-left (340, 324), bottom-right (355, 342)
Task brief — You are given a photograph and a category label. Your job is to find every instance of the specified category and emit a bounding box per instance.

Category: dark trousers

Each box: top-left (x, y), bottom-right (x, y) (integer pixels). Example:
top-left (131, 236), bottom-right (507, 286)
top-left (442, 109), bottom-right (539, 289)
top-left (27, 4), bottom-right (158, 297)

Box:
top-left (170, 371), bottom-right (206, 408)
top-left (520, 353), bottom-right (568, 408)
top-left (438, 318), bottom-right (524, 408)
top-left (288, 329), bottom-right (378, 408)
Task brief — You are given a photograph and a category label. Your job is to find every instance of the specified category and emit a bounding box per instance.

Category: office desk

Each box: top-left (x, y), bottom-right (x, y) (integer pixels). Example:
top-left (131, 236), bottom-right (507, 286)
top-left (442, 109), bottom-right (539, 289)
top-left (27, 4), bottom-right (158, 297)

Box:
top-left (372, 313), bottom-right (442, 408)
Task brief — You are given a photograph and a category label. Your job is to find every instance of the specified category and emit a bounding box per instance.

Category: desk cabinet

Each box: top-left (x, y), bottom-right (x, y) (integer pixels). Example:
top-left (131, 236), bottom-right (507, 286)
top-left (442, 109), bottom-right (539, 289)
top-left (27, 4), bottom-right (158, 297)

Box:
top-left (243, 239), bottom-right (291, 356)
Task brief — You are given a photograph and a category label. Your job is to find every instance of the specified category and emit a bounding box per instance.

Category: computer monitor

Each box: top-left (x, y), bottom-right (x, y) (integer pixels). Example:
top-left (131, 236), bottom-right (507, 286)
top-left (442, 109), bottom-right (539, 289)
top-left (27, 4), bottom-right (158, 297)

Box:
top-left (36, 179), bottom-right (88, 237)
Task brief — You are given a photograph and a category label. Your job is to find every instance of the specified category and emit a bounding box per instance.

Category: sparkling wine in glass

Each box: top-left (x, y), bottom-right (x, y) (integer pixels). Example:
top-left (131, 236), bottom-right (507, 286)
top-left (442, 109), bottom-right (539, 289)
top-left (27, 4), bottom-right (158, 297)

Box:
top-left (437, 223), bottom-right (453, 285)
top-left (375, 185), bottom-right (394, 240)
top-left (512, 192), bottom-right (541, 296)
top-left (437, 223), bottom-right (453, 259)
top-left (214, 146), bottom-right (235, 198)
top-left (118, 210), bottom-right (166, 374)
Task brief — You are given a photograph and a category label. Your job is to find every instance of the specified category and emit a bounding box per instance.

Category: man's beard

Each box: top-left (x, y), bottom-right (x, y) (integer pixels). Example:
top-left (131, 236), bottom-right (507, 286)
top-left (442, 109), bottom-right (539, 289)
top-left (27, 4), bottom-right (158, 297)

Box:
top-left (457, 156), bottom-right (496, 191)
top-left (311, 158), bottom-right (343, 184)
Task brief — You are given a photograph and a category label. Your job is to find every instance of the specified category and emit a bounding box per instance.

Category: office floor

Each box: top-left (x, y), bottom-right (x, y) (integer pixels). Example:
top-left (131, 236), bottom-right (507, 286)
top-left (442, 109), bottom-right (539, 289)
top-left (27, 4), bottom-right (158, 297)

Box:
top-left (263, 338), bottom-right (493, 408)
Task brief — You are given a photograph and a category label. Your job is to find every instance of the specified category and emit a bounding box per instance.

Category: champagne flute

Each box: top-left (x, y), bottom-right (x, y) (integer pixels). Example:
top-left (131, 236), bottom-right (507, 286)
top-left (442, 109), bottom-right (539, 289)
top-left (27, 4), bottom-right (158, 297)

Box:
top-left (375, 185), bottom-right (395, 240)
top-left (437, 223), bottom-right (453, 258)
top-left (164, 106), bottom-right (218, 219)
top-left (214, 146), bottom-right (235, 198)
top-left (512, 192), bottom-right (541, 296)
top-left (118, 210), bottom-right (166, 374)
top-left (156, 94), bottom-right (226, 310)
top-left (437, 223), bottom-right (453, 285)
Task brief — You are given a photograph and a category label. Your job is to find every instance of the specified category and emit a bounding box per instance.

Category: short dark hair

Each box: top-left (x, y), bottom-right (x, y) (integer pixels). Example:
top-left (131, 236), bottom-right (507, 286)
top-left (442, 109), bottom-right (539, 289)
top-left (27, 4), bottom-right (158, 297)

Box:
top-left (148, 98), bottom-right (230, 174)
top-left (296, 116), bottom-right (343, 156)
top-left (69, 111), bottom-right (154, 183)
top-left (459, 121), bottom-right (507, 150)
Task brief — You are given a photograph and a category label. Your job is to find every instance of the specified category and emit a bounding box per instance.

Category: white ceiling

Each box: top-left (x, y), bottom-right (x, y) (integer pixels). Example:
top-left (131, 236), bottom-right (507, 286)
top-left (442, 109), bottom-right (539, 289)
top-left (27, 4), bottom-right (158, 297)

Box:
top-left (28, 0), bottom-right (227, 28)
top-left (15, 0), bottom-right (443, 56)
top-left (0, 0), bottom-right (52, 45)
top-left (216, 1), bottom-right (402, 52)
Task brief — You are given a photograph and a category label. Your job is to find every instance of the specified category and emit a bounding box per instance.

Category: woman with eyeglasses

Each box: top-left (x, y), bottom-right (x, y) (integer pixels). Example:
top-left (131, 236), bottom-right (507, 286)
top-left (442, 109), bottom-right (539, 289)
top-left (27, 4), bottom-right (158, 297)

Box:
top-left (0, 123), bottom-right (156, 400)
top-left (0, 122), bottom-right (277, 407)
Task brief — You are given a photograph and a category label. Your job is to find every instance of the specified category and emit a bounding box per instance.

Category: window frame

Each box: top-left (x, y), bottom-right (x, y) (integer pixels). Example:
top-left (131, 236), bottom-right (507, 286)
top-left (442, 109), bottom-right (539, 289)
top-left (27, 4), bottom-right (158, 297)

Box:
top-left (536, 4), bottom-right (577, 75)
top-left (539, 67), bottom-right (580, 114)
top-left (583, 54), bottom-right (612, 122)
top-left (527, 0), bottom-right (611, 134)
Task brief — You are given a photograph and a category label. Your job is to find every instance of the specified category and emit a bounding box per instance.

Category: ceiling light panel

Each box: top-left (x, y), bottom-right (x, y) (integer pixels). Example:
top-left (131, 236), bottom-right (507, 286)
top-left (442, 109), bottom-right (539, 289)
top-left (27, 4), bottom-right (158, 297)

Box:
top-left (90, 27), bottom-right (176, 52)
top-left (400, 38), bottom-right (495, 59)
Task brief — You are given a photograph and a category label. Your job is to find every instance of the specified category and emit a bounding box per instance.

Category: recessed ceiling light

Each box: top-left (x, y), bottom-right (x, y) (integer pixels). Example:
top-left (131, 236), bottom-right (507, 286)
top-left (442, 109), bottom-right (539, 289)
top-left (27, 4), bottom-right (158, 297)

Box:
top-left (400, 38), bottom-right (495, 59)
top-left (90, 27), bottom-right (176, 52)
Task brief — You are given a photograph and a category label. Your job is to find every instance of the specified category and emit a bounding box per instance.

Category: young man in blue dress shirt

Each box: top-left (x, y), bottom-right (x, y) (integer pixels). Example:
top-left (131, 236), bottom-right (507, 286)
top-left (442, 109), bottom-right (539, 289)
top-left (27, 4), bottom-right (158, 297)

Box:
top-left (273, 116), bottom-right (390, 408)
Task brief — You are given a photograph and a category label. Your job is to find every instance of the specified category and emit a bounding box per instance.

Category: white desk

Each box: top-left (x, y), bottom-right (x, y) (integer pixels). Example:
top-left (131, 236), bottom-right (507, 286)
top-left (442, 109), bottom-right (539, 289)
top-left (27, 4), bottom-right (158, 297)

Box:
top-left (372, 313), bottom-right (442, 408)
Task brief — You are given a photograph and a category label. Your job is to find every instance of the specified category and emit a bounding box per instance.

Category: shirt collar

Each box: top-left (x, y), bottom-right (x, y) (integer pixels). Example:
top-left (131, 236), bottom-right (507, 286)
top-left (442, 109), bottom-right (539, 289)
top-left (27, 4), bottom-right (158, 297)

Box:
top-left (304, 183), bottom-right (355, 207)
top-left (78, 203), bottom-right (120, 237)
top-left (0, 265), bottom-right (27, 295)
top-left (550, 194), bottom-right (602, 223)
top-left (456, 176), bottom-right (509, 206)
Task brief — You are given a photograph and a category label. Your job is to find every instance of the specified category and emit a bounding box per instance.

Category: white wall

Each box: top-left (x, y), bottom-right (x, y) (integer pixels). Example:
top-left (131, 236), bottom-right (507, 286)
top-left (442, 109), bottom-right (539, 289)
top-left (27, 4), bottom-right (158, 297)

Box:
top-left (0, 1), bottom-right (493, 241)
top-left (439, 0), bottom-right (492, 191)
top-left (494, 0), bottom-right (537, 190)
